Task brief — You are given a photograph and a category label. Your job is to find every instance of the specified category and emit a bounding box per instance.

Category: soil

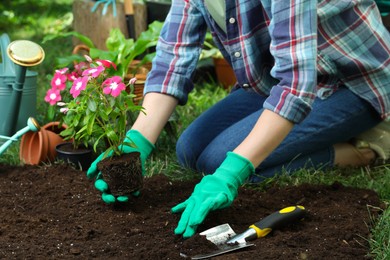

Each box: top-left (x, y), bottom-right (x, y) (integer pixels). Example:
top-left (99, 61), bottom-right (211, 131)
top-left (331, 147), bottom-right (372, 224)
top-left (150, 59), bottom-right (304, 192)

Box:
top-left (98, 152), bottom-right (143, 196)
top-left (0, 163), bottom-right (384, 259)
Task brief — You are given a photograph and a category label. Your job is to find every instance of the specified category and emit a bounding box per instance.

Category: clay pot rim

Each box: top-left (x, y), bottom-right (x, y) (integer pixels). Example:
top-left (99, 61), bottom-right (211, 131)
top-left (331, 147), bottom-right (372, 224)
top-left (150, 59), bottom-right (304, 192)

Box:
top-left (41, 121), bottom-right (68, 134)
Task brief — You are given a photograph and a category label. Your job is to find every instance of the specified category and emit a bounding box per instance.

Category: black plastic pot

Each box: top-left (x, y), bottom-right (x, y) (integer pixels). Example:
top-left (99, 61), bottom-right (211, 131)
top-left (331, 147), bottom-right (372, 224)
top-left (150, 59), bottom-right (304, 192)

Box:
top-left (55, 142), bottom-right (94, 171)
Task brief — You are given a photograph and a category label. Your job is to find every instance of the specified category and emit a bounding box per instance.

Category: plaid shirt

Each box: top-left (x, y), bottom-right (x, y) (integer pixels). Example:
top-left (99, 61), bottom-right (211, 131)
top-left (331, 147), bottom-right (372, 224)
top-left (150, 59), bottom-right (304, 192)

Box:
top-left (145, 0), bottom-right (390, 123)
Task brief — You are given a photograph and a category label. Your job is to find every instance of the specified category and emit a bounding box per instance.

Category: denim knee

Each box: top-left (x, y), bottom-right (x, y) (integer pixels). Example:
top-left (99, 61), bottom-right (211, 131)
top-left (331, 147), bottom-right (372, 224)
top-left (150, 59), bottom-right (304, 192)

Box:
top-left (176, 135), bottom-right (225, 174)
top-left (176, 135), bottom-right (197, 170)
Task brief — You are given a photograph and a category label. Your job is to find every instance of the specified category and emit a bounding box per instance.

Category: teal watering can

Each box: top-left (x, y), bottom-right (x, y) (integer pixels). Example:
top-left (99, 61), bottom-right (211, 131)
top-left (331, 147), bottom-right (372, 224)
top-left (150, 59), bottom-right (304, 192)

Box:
top-left (0, 33), bottom-right (44, 154)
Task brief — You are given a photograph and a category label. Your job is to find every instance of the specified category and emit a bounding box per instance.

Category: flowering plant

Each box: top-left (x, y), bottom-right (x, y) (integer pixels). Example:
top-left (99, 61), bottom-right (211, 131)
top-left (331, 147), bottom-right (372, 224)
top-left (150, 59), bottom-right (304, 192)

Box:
top-left (44, 55), bottom-right (143, 156)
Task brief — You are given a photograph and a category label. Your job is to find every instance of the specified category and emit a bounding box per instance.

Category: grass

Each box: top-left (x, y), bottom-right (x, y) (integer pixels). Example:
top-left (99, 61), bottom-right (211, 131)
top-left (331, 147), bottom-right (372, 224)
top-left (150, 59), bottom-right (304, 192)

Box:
top-left (369, 206), bottom-right (390, 259)
top-left (1, 1), bottom-right (389, 258)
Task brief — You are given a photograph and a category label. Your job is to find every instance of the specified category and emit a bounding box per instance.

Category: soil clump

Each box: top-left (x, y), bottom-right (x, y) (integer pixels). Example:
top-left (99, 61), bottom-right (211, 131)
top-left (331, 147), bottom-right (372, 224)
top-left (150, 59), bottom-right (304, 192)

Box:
top-left (98, 152), bottom-right (143, 196)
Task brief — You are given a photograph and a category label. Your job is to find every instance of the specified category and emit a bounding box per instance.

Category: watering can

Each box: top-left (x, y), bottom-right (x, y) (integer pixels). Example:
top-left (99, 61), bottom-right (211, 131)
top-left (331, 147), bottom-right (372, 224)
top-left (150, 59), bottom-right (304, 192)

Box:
top-left (0, 33), bottom-right (45, 138)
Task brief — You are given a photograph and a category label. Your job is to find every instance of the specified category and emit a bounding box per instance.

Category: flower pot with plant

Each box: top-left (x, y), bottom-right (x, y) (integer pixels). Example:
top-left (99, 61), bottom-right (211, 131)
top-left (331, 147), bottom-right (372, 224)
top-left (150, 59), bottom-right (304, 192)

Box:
top-left (44, 53), bottom-right (144, 177)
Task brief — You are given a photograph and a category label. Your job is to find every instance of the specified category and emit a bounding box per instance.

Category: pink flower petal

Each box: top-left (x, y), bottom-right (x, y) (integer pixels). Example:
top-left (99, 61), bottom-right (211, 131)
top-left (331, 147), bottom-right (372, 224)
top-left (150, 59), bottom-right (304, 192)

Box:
top-left (55, 68), bottom-right (69, 74)
top-left (96, 59), bottom-right (117, 70)
top-left (82, 65), bottom-right (105, 78)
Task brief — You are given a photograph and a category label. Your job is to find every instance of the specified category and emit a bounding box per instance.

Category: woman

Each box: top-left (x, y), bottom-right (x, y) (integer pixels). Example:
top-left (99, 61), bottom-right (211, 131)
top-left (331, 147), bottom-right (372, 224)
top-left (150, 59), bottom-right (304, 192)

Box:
top-left (87, 0), bottom-right (390, 238)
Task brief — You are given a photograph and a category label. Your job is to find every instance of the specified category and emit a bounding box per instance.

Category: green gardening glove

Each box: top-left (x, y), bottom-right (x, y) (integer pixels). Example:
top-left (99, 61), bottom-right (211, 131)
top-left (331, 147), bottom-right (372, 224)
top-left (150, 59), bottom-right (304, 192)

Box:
top-left (171, 152), bottom-right (255, 238)
top-left (86, 129), bottom-right (155, 204)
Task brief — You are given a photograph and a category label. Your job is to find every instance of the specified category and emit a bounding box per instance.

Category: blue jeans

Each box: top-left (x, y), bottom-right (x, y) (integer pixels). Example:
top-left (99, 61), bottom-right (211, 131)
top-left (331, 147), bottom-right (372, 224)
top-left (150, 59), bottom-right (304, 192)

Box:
top-left (176, 87), bottom-right (381, 182)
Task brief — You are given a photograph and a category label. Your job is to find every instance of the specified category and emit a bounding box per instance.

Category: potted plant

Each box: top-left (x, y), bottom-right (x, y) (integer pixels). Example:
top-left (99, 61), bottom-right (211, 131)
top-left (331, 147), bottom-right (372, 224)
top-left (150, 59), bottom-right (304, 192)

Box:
top-left (45, 53), bottom-right (144, 176)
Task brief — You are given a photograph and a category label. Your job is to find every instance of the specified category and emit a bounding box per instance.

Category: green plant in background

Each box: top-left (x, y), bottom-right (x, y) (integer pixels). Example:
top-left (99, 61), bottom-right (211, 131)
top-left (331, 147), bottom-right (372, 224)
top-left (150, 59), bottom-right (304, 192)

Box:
top-left (44, 56), bottom-right (143, 154)
top-left (43, 21), bottom-right (163, 78)
top-left (0, 0), bottom-right (73, 41)
top-left (199, 31), bottom-right (223, 60)
top-left (102, 20), bottom-right (162, 77)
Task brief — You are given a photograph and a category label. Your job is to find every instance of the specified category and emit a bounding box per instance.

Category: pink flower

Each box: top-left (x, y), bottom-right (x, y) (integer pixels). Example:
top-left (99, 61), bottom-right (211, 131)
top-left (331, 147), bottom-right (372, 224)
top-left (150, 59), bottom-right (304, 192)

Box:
top-left (102, 76), bottom-right (126, 97)
top-left (70, 76), bottom-right (88, 98)
top-left (44, 88), bottom-right (61, 105)
top-left (96, 59), bottom-right (117, 70)
top-left (66, 71), bottom-right (79, 81)
top-left (51, 72), bottom-right (67, 90)
top-left (74, 62), bottom-right (89, 75)
top-left (82, 65), bottom-right (105, 78)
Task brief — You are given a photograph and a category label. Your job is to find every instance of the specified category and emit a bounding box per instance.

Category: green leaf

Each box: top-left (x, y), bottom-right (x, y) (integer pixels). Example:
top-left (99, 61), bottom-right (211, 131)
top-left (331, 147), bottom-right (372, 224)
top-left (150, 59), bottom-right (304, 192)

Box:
top-left (98, 109), bottom-right (109, 121)
top-left (60, 127), bottom-right (74, 138)
top-left (87, 99), bottom-right (97, 112)
top-left (55, 55), bottom-right (85, 68)
top-left (46, 106), bottom-right (56, 121)
top-left (76, 124), bottom-right (88, 135)
top-left (43, 31), bottom-right (95, 48)
top-left (123, 140), bottom-right (137, 148)
top-left (106, 129), bottom-right (118, 143)
top-left (106, 28), bottom-right (132, 52)
top-left (102, 147), bottom-right (114, 160)
top-left (87, 113), bottom-right (96, 135)
top-left (89, 48), bottom-right (118, 61)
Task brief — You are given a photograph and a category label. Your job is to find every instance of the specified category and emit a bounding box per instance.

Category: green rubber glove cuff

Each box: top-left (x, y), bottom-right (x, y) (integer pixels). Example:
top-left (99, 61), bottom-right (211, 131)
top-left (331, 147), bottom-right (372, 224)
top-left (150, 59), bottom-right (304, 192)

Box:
top-left (213, 152), bottom-right (255, 188)
top-left (125, 129), bottom-right (155, 161)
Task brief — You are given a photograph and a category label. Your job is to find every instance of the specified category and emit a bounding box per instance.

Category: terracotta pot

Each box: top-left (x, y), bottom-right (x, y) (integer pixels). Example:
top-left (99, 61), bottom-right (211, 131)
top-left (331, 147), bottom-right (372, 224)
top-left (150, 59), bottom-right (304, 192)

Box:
top-left (19, 122), bottom-right (67, 165)
top-left (55, 142), bottom-right (94, 171)
top-left (213, 57), bottom-right (237, 89)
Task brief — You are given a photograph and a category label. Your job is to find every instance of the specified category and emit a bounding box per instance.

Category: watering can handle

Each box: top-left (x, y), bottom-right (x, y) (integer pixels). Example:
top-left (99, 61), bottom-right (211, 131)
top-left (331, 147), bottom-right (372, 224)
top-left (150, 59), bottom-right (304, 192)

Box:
top-left (0, 33), bottom-right (15, 75)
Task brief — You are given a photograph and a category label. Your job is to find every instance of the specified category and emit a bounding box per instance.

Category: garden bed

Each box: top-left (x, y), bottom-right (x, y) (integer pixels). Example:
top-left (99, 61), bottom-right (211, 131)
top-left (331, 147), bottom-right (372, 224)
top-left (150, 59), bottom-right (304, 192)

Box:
top-left (0, 163), bottom-right (383, 259)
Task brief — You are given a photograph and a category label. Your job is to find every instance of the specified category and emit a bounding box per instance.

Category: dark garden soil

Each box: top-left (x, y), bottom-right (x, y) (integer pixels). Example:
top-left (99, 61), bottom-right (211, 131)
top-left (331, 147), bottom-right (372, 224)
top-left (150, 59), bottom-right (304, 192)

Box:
top-left (98, 153), bottom-right (143, 196)
top-left (0, 163), bottom-right (385, 259)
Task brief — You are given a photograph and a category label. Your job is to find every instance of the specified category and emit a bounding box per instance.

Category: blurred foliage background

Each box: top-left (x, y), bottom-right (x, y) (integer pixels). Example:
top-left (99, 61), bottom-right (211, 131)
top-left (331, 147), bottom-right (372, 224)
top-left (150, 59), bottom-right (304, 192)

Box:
top-left (1, 0), bottom-right (74, 123)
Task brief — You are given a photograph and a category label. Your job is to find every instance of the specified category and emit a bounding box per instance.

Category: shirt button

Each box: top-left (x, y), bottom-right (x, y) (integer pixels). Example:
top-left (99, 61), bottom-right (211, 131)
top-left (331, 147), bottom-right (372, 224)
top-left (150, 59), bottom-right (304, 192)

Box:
top-left (243, 84), bottom-right (250, 88)
top-left (234, 51), bottom-right (241, 58)
top-left (229, 17), bottom-right (236, 24)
